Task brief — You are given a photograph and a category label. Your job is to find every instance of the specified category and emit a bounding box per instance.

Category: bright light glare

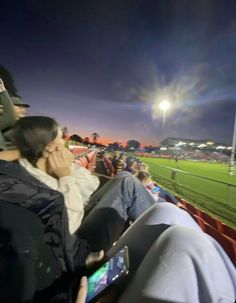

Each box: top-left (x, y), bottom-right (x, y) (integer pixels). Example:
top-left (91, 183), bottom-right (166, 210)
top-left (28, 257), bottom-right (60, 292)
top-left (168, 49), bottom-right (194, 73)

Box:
top-left (159, 100), bottom-right (170, 111)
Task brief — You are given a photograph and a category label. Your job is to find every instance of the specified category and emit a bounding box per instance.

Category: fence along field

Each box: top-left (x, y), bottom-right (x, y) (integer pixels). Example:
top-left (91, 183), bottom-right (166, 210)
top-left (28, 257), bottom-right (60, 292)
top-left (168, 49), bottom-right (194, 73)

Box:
top-left (138, 157), bottom-right (236, 228)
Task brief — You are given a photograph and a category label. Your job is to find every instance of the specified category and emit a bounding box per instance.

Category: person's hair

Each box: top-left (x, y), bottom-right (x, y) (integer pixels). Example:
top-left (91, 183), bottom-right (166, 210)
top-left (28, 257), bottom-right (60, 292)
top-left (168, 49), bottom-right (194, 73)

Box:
top-left (14, 116), bottom-right (59, 166)
top-left (0, 64), bottom-right (20, 97)
top-left (139, 163), bottom-right (149, 172)
top-left (137, 170), bottom-right (150, 182)
top-left (118, 152), bottom-right (125, 159)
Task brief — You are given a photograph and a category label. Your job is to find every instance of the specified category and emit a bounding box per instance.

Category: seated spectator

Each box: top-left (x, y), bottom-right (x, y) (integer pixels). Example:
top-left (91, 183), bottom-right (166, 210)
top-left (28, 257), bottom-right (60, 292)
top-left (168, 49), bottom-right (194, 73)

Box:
top-left (136, 168), bottom-right (180, 205)
top-left (0, 116), bottom-right (157, 273)
top-left (115, 224), bottom-right (236, 302)
top-left (0, 78), bottom-right (16, 151)
top-left (113, 152), bottom-right (126, 174)
top-left (125, 158), bottom-right (139, 175)
top-left (14, 116), bottom-right (100, 236)
top-left (76, 205), bottom-right (236, 303)
top-left (138, 162), bottom-right (149, 172)
top-left (111, 151), bottom-right (118, 169)
top-left (0, 78), bottom-right (29, 160)
top-left (137, 170), bottom-right (160, 202)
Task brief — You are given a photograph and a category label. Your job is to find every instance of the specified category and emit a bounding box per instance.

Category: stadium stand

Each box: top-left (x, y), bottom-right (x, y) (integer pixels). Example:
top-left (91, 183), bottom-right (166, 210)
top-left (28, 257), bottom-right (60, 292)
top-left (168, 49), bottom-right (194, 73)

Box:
top-left (75, 151), bottom-right (97, 172)
top-left (103, 155), bottom-right (115, 177)
top-left (87, 151), bottom-right (97, 173)
top-left (193, 215), bottom-right (206, 231)
top-left (69, 146), bottom-right (88, 155)
top-left (176, 197), bottom-right (236, 265)
top-left (76, 156), bottom-right (88, 168)
top-left (221, 223), bottom-right (236, 242)
top-left (200, 210), bottom-right (223, 231)
top-left (204, 223), bottom-right (236, 266)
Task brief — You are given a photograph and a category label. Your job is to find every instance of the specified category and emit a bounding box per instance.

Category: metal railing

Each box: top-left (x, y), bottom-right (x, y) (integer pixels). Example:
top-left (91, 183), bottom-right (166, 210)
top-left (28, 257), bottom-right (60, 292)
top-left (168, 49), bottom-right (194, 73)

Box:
top-left (141, 160), bottom-right (236, 227)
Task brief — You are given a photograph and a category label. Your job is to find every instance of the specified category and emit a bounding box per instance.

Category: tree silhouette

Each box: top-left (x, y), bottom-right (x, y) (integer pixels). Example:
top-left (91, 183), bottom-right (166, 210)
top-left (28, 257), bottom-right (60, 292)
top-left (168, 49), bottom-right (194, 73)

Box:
top-left (91, 132), bottom-right (100, 144)
top-left (69, 134), bottom-right (83, 143)
top-left (108, 142), bottom-right (121, 151)
top-left (83, 137), bottom-right (90, 145)
top-left (126, 139), bottom-right (141, 149)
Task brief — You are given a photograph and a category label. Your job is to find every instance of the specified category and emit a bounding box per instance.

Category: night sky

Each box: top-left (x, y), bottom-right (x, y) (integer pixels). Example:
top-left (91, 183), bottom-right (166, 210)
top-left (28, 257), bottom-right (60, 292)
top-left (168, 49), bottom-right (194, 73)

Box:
top-left (1, 0), bottom-right (236, 145)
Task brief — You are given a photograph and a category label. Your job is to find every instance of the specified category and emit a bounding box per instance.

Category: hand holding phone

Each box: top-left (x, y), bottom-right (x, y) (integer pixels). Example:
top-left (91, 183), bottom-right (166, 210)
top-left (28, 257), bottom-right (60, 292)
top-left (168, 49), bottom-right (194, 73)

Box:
top-left (86, 246), bottom-right (129, 303)
top-left (76, 277), bottom-right (88, 303)
top-left (152, 186), bottom-right (160, 194)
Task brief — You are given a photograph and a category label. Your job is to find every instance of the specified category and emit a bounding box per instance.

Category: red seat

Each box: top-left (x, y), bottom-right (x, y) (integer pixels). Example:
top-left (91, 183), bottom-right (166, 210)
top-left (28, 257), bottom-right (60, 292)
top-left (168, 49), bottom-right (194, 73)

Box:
top-left (103, 156), bottom-right (115, 177)
top-left (204, 223), bottom-right (236, 266)
top-left (201, 211), bottom-right (222, 231)
top-left (221, 223), bottom-right (236, 241)
top-left (193, 215), bottom-right (206, 231)
top-left (175, 196), bottom-right (183, 204)
top-left (76, 156), bottom-right (88, 168)
top-left (185, 203), bottom-right (198, 216)
top-left (87, 151), bottom-right (96, 162)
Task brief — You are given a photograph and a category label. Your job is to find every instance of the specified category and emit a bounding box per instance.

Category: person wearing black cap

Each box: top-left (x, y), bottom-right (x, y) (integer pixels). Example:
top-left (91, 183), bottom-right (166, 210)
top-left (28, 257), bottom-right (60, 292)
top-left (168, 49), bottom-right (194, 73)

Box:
top-left (11, 95), bottom-right (30, 120)
top-left (125, 157), bottom-right (139, 175)
top-left (0, 78), bottom-right (16, 151)
top-left (0, 78), bottom-right (29, 157)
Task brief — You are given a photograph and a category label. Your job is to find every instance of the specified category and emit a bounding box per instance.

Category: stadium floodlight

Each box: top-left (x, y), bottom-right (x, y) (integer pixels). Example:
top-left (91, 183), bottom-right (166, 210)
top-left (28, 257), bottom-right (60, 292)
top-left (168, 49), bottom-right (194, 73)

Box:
top-left (159, 99), bottom-right (170, 127)
top-left (159, 99), bottom-right (170, 111)
top-left (216, 146), bottom-right (225, 150)
top-left (198, 144), bottom-right (206, 148)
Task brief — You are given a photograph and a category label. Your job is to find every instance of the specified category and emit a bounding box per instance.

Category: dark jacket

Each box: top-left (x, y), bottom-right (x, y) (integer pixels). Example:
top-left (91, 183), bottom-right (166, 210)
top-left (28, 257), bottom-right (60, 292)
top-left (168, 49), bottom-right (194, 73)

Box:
top-left (0, 160), bottom-right (91, 273)
top-left (0, 201), bottom-right (61, 302)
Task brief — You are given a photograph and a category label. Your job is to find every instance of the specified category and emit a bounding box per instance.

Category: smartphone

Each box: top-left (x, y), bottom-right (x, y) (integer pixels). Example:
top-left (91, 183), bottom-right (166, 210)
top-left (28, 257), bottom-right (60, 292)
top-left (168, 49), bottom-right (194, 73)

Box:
top-left (86, 246), bottom-right (129, 303)
top-left (152, 186), bottom-right (160, 194)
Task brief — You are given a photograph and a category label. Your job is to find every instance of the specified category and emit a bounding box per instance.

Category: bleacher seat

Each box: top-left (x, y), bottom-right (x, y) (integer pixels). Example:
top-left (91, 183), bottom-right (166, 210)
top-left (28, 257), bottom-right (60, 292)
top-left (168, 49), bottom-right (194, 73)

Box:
top-left (200, 210), bottom-right (222, 231)
top-left (184, 202), bottom-right (199, 216)
top-left (204, 223), bottom-right (236, 266)
top-left (221, 223), bottom-right (236, 241)
top-left (193, 215), bottom-right (206, 231)
top-left (76, 156), bottom-right (88, 168)
top-left (103, 156), bottom-right (114, 177)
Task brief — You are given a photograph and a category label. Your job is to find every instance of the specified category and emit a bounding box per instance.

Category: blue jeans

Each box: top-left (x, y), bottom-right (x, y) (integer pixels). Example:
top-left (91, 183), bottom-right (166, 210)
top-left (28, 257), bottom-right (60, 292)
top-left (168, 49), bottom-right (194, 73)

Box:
top-left (77, 172), bottom-right (156, 251)
top-left (159, 187), bottom-right (179, 204)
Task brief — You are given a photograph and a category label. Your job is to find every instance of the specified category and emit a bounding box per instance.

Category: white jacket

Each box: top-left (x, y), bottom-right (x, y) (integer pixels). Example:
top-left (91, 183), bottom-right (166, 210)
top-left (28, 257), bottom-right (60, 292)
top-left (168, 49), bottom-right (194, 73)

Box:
top-left (19, 158), bottom-right (100, 234)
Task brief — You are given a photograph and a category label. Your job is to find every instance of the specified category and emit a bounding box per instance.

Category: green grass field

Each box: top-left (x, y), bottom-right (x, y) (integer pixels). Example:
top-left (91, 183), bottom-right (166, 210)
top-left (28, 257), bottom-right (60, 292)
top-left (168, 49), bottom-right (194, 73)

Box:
top-left (138, 157), bottom-right (236, 228)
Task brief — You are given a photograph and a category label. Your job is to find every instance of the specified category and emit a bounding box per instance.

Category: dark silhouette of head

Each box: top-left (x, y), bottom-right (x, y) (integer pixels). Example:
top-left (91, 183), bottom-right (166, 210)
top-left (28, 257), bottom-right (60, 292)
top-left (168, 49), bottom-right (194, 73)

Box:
top-left (14, 116), bottom-right (59, 166)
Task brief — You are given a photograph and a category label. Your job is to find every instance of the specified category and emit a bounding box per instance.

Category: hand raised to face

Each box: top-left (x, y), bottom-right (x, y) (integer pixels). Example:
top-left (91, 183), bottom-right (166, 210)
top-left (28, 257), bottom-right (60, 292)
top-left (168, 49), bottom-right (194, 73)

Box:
top-left (46, 146), bottom-right (74, 178)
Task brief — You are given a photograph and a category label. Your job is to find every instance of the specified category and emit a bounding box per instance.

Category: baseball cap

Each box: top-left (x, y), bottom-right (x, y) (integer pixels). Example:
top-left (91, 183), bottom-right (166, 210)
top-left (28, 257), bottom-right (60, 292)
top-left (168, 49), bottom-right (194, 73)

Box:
top-left (11, 96), bottom-right (30, 108)
top-left (126, 156), bottom-right (138, 166)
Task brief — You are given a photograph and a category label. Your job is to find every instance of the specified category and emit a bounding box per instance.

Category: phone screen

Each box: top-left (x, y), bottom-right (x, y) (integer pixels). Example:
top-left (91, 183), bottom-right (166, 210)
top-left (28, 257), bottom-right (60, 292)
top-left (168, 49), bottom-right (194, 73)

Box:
top-left (86, 246), bottom-right (129, 303)
top-left (152, 186), bottom-right (160, 193)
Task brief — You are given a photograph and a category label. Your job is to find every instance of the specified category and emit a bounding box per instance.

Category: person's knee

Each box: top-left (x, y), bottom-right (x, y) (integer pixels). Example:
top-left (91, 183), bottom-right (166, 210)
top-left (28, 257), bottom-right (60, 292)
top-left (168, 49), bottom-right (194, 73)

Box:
top-left (157, 225), bottom-right (205, 253)
top-left (116, 171), bottom-right (132, 178)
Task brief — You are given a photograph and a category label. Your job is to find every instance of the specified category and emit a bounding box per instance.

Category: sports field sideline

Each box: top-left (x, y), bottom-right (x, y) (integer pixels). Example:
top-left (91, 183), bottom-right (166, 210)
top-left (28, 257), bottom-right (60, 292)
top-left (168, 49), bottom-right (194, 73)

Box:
top-left (138, 157), bottom-right (236, 228)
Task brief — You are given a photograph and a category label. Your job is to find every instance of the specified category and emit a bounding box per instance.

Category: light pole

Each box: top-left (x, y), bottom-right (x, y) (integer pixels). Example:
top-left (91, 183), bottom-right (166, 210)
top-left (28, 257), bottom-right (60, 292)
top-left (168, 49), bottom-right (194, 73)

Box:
top-left (229, 112), bottom-right (236, 176)
top-left (159, 99), bottom-right (170, 127)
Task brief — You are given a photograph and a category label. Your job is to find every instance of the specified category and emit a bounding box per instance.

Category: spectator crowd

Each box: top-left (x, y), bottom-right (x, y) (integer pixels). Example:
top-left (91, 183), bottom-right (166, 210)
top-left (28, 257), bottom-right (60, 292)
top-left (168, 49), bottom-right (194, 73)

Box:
top-left (0, 65), bottom-right (235, 303)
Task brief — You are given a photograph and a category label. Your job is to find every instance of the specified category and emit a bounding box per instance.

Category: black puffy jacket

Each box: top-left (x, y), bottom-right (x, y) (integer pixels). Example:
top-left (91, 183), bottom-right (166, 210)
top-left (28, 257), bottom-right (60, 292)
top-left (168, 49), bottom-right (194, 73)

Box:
top-left (0, 160), bottom-right (91, 273)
